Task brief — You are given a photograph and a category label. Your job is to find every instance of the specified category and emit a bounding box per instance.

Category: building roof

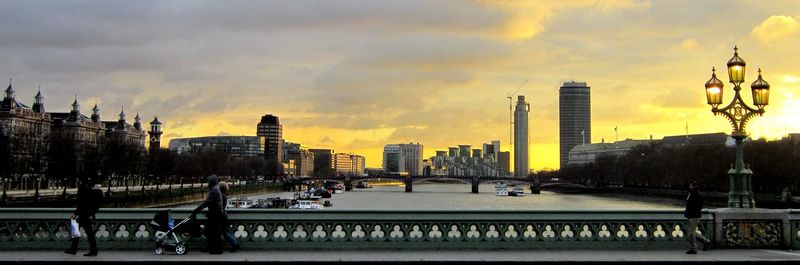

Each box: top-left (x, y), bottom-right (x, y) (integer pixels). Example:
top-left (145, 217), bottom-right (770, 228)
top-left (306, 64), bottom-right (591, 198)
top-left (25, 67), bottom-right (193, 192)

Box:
top-left (569, 139), bottom-right (653, 153)
top-left (561, 81), bottom-right (589, 87)
top-left (662, 132), bottom-right (729, 147)
top-left (259, 114), bottom-right (280, 125)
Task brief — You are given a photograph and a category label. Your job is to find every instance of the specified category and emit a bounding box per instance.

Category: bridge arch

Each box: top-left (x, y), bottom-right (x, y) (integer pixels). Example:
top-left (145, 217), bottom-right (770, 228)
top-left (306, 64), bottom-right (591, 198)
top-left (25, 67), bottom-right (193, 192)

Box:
top-left (411, 177), bottom-right (472, 185)
top-left (539, 182), bottom-right (589, 189)
top-left (477, 179), bottom-right (535, 186)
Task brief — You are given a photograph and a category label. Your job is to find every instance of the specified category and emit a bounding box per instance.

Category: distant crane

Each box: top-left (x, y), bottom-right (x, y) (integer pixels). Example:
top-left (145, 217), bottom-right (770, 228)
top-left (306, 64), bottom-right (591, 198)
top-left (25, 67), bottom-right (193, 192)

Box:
top-left (507, 79), bottom-right (528, 153)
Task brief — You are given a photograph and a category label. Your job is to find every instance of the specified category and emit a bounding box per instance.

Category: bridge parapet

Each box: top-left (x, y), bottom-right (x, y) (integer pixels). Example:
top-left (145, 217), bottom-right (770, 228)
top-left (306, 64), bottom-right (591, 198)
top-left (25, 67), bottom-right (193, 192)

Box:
top-left (3, 209), bottom-right (794, 250)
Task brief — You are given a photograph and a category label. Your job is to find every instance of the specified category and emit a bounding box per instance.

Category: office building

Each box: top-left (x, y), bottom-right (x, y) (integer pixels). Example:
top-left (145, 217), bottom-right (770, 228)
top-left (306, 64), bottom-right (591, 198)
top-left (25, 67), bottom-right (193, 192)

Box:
top-left (559, 81), bottom-right (591, 169)
top-left (447, 147), bottom-right (458, 157)
top-left (382, 144), bottom-right (405, 174)
top-left (309, 148), bottom-right (334, 176)
top-left (482, 140), bottom-right (500, 161)
top-left (351, 154), bottom-right (365, 176)
top-left (257, 114), bottom-right (283, 176)
top-left (283, 141), bottom-right (314, 177)
top-left (332, 153), bottom-right (365, 176)
top-left (429, 140), bottom-right (506, 177)
top-left (514, 95), bottom-right (530, 177)
top-left (168, 136), bottom-right (264, 157)
top-left (458, 145), bottom-right (471, 158)
top-left (333, 153), bottom-right (352, 175)
top-left (472, 149), bottom-right (482, 159)
top-left (497, 151), bottom-right (510, 176)
top-left (398, 143), bottom-right (423, 176)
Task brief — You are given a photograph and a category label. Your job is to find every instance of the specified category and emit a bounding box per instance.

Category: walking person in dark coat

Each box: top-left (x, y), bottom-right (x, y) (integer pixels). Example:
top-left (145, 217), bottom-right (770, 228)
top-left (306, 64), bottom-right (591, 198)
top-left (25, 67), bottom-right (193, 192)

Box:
top-left (685, 181), bottom-right (711, 254)
top-left (219, 181), bottom-right (240, 252)
top-left (191, 175), bottom-right (225, 255)
top-left (65, 180), bottom-right (104, 256)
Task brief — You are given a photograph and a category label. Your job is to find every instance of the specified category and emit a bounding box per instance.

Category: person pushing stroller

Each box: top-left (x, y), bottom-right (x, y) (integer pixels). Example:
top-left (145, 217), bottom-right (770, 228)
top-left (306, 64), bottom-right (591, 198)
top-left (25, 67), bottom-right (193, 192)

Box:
top-left (191, 175), bottom-right (225, 255)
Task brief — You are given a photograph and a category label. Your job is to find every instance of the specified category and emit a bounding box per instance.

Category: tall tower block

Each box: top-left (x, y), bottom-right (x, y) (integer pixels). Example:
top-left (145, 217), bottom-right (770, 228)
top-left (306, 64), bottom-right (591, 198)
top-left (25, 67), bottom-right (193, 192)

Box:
top-left (514, 95), bottom-right (530, 177)
top-left (559, 81), bottom-right (591, 168)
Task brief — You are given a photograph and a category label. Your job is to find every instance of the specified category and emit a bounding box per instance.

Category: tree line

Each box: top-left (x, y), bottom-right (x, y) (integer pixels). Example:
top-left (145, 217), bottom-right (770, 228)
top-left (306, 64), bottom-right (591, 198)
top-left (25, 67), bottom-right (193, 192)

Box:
top-left (535, 137), bottom-right (800, 194)
top-left (1, 135), bottom-right (267, 193)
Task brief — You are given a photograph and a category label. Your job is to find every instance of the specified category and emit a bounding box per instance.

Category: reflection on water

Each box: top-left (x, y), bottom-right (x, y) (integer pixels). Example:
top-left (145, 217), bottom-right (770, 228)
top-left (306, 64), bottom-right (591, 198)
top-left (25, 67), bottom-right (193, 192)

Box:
top-left (178, 184), bottom-right (683, 210)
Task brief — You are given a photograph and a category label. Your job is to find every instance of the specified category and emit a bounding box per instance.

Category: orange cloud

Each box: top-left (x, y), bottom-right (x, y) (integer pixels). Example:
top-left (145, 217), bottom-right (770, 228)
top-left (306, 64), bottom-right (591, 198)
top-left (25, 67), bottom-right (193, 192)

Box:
top-left (751, 15), bottom-right (800, 45)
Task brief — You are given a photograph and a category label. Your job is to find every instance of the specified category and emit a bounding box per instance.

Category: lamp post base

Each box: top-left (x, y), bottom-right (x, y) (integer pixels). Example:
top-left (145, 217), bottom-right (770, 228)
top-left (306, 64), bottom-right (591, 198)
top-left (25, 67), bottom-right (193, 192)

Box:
top-left (727, 167), bottom-right (755, 208)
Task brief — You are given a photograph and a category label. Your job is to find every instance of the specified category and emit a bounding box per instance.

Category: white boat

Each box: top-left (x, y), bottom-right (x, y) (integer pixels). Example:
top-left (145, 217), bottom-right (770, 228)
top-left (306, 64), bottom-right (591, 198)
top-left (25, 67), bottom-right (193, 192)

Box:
top-left (227, 197), bottom-right (253, 208)
top-left (495, 182), bottom-right (508, 196)
top-left (289, 200), bottom-right (324, 210)
top-left (508, 186), bottom-right (526, 197)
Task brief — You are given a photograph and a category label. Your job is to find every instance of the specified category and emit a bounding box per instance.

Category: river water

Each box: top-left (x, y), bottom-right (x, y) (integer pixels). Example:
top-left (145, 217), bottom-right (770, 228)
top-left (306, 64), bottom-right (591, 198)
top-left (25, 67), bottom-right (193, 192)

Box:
top-left (177, 184), bottom-right (685, 210)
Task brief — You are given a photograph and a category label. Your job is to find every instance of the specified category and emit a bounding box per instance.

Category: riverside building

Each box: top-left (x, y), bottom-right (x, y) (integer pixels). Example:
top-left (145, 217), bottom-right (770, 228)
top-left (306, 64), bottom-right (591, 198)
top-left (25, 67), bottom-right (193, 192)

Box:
top-left (559, 81), bottom-right (591, 169)
top-left (1, 81), bottom-right (151, 191)
top-left (257, 114), bottom-right (283, 177)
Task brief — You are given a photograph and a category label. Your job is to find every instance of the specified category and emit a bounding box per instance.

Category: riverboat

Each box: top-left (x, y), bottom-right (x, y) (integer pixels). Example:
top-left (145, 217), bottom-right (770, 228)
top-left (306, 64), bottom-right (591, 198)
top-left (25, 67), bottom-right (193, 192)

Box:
top-left (508, 186), bottom-right (526, 197)
top-left (227, 197), bottom-right (253, 208)
top-left (495, 182), bottom-right (508, 196)
top-left (289, 200), bottom-right (324, 210)
top-left (355, 181), bottom-right (373, 189)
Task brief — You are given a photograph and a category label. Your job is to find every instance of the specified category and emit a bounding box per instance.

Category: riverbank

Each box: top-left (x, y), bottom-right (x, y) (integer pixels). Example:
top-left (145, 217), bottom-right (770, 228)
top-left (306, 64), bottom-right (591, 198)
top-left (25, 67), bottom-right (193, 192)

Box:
top-left (587, 187), bottom-right (798, 209)
top-left (2, 183), bottom-right (283, 208)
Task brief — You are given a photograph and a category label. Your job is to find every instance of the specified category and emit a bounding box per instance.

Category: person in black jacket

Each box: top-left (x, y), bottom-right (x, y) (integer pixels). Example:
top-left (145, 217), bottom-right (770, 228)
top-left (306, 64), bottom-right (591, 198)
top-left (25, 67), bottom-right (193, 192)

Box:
top-left (65, 180), bottom-right (103, 256)
top-left (684, 181), bottom-right (710, 254)
top-left (191, 175), bottom-right (224, 255)
top-left (219, 181), bottom-right (240, 252)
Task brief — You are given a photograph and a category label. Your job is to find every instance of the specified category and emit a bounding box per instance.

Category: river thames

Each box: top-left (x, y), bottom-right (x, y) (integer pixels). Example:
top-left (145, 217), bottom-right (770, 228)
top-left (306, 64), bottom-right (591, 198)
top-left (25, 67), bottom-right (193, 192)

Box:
top-left (179, 183), bottom-right (685, 210)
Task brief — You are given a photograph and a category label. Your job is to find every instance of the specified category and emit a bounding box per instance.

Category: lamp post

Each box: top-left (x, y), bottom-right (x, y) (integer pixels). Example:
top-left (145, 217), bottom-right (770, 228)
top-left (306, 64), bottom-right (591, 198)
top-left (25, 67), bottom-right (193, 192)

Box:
top-left (704, 46), bottom-right (770, 208)
top-left (34, 176), bottom-right (40, 203)
top-left (1, 178), bottom-right (7, 205)
top-left (61, 177), bottom-right (68, 198)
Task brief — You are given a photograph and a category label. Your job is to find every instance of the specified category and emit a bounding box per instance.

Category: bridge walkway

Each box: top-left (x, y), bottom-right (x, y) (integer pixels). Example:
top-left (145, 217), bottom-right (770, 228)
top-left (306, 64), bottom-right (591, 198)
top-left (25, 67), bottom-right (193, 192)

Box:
top-left (2, 249), bottom-right (799, 264)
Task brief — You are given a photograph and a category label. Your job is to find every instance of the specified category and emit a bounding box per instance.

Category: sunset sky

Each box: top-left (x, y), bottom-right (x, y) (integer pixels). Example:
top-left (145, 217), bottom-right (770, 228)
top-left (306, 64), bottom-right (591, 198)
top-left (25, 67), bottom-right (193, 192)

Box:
top-left (1, 0), bottom-right (798, 170)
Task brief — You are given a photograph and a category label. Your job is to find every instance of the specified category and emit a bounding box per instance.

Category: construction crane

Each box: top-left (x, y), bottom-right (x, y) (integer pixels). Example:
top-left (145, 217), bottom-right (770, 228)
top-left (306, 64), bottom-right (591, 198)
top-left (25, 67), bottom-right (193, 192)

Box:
top-left (507, 79), bottom-right (527, 153)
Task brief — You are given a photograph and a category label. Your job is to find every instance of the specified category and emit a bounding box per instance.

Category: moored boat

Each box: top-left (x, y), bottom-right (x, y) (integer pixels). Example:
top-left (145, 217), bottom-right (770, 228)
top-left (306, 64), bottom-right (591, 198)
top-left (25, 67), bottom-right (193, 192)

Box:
top-left (508, 186), bottom-right (526, 197)
top-left (495, 182), bottom-right (508, 196)
top-left (227, 197), bottom-right (253, 208)
top-left (289, 200), bottom-right (324, 209)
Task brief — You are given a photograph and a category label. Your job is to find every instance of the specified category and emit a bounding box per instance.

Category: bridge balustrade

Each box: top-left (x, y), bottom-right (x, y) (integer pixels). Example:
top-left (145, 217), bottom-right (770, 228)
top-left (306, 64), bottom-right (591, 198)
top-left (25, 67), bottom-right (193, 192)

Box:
top-left (0, 208), bottom-right (719, 250)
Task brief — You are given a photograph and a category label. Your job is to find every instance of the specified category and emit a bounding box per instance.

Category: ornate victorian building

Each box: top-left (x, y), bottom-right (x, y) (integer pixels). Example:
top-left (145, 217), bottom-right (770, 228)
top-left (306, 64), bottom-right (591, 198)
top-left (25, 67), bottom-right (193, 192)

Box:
top-left (1, 80), bottom-right (153, 192)
top-left (0, 82), bottom-right (51, 190)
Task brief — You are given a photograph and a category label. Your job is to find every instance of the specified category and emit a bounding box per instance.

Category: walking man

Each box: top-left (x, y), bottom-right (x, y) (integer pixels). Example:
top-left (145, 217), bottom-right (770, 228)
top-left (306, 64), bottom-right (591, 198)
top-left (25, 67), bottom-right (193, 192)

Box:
top-left (65, 180), bottom-right (103, 256)
top-left (219, 181), bottom-right (240, 252)
top-left (685, 181), bottom-right (710, 254)
top-left (192, 175), bottom-right (224, 255)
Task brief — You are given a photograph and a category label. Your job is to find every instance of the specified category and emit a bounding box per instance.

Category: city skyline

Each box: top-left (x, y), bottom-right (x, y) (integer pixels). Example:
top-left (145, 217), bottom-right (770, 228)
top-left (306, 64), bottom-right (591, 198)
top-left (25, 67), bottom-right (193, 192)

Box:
top-left (2, 1), bottom-right (799, 170)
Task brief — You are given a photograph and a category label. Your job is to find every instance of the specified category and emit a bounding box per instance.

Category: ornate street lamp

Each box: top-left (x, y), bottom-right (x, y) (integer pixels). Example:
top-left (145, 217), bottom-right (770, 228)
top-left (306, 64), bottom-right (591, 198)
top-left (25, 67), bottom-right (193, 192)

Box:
top-left (1, 178), bottom-right (7, 205)
top-left (34, 176), bottom-right (40, 203)
top-left (61, 177), bottom-right (68, 198)
top-left (704, 46), bottom-right (770, 208)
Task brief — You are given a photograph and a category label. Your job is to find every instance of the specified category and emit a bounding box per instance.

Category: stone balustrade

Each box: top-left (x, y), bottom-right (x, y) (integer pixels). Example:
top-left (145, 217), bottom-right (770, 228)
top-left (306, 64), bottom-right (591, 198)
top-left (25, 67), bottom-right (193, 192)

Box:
top-left (0, 208), bottom-right (797, 251)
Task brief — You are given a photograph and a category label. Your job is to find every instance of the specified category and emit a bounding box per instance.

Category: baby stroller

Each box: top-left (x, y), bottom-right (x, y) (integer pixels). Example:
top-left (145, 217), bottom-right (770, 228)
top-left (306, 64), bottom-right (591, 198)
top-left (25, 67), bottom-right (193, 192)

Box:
top-left (150, 210), bottom-right (204, 255)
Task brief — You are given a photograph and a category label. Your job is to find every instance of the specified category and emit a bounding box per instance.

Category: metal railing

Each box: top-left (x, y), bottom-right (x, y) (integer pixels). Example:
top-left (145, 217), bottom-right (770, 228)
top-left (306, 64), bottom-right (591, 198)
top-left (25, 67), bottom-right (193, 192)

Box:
top-left (0, 209), bottom-right (724, 250)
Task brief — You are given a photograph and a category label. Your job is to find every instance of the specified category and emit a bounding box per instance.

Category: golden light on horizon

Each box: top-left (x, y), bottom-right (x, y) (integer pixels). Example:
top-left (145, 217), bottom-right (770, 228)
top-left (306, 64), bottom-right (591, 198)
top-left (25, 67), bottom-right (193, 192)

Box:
top-left (4, 1), bottom-right (800, 171)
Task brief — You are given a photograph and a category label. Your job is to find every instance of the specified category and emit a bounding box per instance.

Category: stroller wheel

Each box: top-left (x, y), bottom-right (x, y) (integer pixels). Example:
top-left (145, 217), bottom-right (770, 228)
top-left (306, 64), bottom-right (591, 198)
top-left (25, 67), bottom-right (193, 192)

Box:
top-left (154, 247), bottom-right (166, 255)
top-left (175, 244), bottom-right (187, 255)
